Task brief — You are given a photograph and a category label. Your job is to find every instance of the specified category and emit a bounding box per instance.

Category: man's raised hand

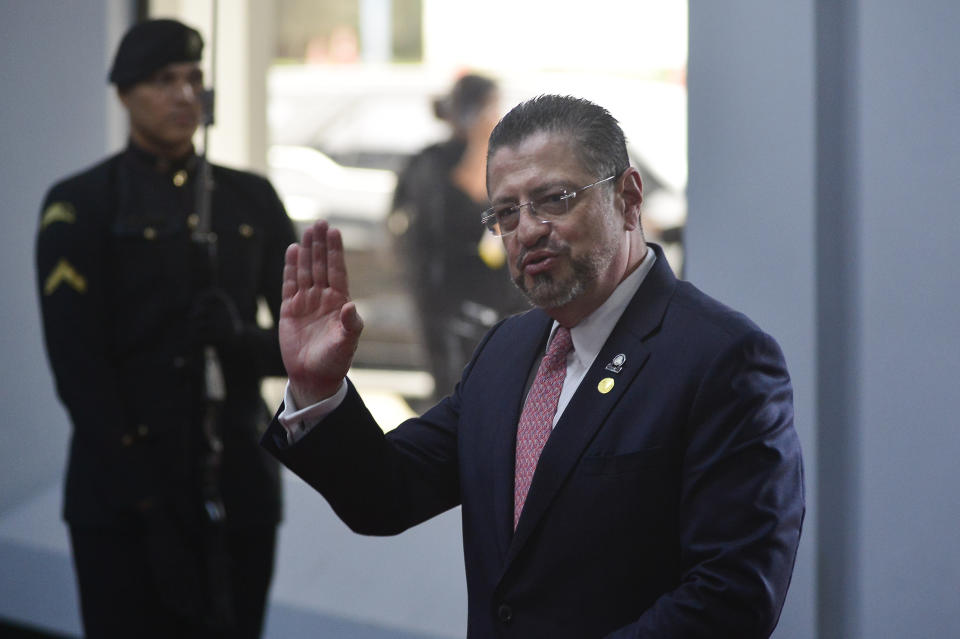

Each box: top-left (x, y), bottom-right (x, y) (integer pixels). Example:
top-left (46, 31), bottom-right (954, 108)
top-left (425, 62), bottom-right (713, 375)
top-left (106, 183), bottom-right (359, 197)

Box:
top-left (279, 221), bottom-right (363, 408)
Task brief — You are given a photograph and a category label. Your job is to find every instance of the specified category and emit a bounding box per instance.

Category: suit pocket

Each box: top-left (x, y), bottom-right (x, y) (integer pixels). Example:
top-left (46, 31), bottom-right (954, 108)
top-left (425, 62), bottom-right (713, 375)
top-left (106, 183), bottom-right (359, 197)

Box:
top-left (580, 447), bottom-right (666, 476)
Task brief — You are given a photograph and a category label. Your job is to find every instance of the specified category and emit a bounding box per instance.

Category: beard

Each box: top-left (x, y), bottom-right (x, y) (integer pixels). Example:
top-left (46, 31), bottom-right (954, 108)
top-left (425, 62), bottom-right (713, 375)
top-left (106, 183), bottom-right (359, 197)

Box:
top-left (512, 236), bottom-right (619, 309)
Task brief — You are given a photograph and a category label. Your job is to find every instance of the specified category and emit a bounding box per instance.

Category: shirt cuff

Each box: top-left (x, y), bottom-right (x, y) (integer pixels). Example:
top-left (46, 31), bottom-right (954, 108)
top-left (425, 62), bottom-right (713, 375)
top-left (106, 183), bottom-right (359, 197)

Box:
top-left (277, 379), bottom-right (348, 444)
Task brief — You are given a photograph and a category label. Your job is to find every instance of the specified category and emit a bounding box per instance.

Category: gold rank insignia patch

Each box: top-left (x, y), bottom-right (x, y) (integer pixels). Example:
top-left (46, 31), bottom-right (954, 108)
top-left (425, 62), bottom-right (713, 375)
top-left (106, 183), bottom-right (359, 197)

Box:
top-left (40, 202), bottom-right (77, 230)
top-left (44, 259), bottom-right (87, 295)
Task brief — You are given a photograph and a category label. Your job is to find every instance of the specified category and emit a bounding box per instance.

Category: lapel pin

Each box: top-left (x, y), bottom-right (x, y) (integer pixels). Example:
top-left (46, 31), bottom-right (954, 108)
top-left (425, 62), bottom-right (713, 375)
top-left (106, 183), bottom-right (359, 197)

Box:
top-left (598, 377), bottom-right (615, 394)
top-left (605, 353), bottom-right (626, 374)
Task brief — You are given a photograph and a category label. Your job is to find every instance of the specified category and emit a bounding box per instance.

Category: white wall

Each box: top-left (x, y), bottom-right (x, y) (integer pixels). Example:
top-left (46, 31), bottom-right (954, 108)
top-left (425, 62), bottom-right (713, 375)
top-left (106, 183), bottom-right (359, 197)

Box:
top-left (0, 0), bottom-right (130, 513)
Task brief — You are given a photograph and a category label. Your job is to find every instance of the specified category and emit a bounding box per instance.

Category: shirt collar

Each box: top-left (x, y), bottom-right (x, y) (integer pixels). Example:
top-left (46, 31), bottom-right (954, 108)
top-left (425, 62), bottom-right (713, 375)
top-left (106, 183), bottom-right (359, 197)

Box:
top-left (544, 246), bottom-right (657, 367)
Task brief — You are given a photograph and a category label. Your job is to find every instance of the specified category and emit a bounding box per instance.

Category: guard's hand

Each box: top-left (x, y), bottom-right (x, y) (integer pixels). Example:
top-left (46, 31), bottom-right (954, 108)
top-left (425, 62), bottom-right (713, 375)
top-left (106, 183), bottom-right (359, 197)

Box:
top-left (279, 221), bottom-right (363, 407)
top-left (188, 288), bottom-right (243, 347)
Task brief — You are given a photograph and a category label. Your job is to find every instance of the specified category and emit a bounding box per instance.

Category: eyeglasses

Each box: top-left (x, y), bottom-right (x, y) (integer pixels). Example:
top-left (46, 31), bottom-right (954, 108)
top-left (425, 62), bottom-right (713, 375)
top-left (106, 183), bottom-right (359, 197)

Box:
top-left (481, 174), bottom-right (617, 237)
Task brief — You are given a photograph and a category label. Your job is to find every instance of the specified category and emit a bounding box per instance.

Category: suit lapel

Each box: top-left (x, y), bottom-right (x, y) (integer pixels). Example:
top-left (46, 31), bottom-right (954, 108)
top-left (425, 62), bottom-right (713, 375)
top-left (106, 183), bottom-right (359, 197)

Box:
top-left (504, 244), bottom-right (678, 567)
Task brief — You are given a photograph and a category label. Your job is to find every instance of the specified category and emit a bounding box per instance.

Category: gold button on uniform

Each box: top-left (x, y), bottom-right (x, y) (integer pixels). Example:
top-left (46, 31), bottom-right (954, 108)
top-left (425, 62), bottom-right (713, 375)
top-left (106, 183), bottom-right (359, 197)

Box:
top-left (172, 170), bottom-right (188, 187)
top-left (143, 227), bottom-right (157, 240)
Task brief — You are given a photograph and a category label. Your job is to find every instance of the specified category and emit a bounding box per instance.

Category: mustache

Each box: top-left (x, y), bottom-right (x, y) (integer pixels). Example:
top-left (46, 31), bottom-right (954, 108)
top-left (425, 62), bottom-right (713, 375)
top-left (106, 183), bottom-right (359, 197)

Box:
top-left (515, 238), bottom-right (570, 271)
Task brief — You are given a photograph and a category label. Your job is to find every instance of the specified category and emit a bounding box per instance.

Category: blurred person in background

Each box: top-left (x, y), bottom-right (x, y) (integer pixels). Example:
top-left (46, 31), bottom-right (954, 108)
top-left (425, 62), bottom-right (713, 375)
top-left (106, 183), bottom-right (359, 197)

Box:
top-left (35, 19), bottom-right (295, 638)
top-left (389, 73), bottom-right (528, 403)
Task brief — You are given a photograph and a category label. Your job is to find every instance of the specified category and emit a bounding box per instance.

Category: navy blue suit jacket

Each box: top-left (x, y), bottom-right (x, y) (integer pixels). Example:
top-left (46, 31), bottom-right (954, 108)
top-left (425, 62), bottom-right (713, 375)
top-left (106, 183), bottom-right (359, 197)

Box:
top-left (263, 244), bottom-right (804, 638)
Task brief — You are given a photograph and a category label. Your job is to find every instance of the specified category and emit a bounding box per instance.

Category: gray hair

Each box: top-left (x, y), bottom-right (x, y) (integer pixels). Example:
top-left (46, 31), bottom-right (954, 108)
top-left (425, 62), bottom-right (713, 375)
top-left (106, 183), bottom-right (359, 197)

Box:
top-left (487, 94), bottom-right (629, 180)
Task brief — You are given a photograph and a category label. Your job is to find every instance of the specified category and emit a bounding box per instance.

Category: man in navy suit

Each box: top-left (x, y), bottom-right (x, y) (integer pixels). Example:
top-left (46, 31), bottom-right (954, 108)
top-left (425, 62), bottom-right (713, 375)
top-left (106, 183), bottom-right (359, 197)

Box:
top-left (263, 95), bottom-right (804, 637)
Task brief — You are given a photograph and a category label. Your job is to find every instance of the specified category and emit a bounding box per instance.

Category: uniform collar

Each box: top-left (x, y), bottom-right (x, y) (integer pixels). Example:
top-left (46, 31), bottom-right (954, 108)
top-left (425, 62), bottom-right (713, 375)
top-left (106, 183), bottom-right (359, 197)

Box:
top-left (125, 140), bottom-right (198, 176)
top-left (544, 246), bottom-right (657, 369)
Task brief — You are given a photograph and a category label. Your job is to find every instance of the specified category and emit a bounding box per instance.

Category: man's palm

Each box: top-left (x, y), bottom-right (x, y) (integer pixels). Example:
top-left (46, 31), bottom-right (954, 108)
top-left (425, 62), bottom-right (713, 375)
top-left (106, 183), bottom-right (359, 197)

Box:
top-left (279, 222), bottom-right (362, 406)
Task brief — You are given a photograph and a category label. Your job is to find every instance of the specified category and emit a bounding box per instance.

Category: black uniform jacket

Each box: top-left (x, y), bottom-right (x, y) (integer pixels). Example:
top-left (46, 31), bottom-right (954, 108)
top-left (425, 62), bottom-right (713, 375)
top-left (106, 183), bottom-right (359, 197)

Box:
top-left (38, 143), bottom-right (296, 527)
top-left (391, 139), bottom-right (527, 318)
top-left (263, 244), bottom-right (805, 638)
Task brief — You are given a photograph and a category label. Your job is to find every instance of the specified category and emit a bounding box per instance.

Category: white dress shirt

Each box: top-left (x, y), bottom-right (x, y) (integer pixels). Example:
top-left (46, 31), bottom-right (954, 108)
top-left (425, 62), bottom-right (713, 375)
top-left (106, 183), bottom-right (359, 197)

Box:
top-left (541, 247), bottom-right (655, 426)
top-left (279, 248), bottom-right (656, 442)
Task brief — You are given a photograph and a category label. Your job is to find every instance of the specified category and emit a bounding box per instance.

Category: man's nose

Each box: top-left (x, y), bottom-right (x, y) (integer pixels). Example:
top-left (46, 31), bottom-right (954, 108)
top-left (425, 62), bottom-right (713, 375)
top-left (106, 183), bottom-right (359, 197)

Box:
top-left (515, 206), bottom-right (552, 245)
top-left (174, 80), bottom-right (197, 102)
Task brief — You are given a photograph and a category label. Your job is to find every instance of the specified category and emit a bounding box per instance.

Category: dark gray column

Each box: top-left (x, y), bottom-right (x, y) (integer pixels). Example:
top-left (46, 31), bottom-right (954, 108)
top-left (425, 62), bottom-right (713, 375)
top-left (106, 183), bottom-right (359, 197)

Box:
top-left (815, 1), bottom-right (862, 636)
top-left (689, 1), bottom-right (960, 637)
top-left (688, 2), bottom-right (818, 636)
top-left (855, 3), bottom-right (960, 637)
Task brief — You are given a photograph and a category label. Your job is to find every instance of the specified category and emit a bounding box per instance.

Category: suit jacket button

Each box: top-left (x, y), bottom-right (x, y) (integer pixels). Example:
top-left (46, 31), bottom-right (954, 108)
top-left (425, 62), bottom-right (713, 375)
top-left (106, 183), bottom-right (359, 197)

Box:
top-left (497, 603), bottom-right (513, 624)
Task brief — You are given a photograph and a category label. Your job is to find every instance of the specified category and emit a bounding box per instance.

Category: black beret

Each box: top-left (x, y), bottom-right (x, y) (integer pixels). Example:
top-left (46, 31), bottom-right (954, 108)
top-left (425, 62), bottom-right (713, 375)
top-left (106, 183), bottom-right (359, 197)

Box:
top-left (108, 19), bottom-right (203, 89)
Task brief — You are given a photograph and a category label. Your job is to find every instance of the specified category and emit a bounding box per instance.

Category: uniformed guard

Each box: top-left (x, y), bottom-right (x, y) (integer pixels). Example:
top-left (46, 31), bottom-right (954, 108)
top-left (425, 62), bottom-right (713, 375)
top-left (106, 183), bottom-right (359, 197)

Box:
top-left (35, 18), bottom-right (295, 639)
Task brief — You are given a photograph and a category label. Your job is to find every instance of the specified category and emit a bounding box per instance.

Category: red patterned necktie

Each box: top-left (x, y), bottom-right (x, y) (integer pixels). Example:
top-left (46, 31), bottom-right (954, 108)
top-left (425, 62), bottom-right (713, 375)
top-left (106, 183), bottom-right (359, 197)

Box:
top-left (514, 326), bottom-right (574, 529)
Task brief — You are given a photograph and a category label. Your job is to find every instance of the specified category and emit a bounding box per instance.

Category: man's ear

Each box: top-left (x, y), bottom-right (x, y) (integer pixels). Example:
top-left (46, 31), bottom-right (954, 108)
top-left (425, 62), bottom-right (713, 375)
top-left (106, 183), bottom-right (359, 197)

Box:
top-left (618, 167), bottom-right (643, 230)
